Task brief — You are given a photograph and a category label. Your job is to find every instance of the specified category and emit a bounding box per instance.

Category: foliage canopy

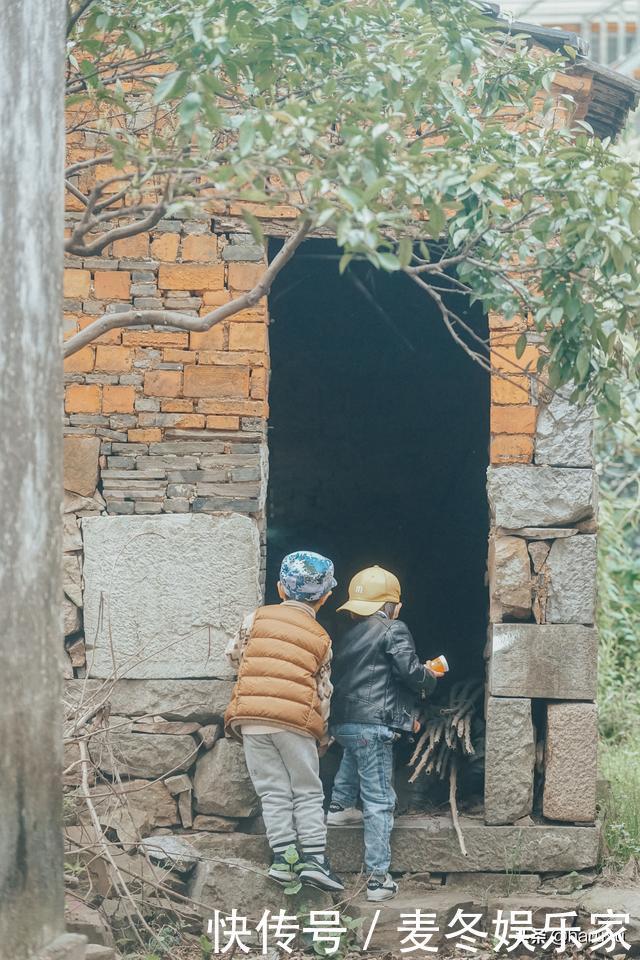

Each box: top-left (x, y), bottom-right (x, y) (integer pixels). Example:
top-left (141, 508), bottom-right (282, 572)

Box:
top-left (66, 0), bottom-right (640, 413)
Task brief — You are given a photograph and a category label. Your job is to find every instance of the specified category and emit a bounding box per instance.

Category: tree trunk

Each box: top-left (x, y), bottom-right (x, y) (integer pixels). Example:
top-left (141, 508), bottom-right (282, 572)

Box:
top-left (0, 2), bottom-right (66, 957)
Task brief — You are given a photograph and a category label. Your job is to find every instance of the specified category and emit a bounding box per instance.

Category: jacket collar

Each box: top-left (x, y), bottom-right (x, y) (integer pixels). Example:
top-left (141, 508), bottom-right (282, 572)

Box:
top-left (281, 599), bottom-right (317, 620)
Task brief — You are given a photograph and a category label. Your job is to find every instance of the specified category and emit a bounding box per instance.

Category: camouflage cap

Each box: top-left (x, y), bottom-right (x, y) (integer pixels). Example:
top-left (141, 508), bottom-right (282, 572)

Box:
top-left (279, 551), bottom-right (337, 602)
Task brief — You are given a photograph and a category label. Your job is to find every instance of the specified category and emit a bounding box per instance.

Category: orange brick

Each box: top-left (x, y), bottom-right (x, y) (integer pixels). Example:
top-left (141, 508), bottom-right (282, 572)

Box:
top-left (144, 370), bottom-right (182, 397)
top-left (128, 428), bottom-right (162, 442)
top-left (492, 343), bottom-right (539, 375)
top-left (227, 306), bottom-right (267, 323)
top-left (181, 234), bottom-right (219, 262)
top-left (95, 345), bottom-right (133, 372)
top-left (160, 399), bottom-right (193, 412)
top-left (123, 331), bottom-right (189, 348)
top-left (158, 263), bottom-right (224, 292)
top-left (227, 261), bottom-right (263, 291)
top-left (65, 384), bottom-right (101, 413)
top-left (94, 271), bottom-right (131, 300)
top-left (229, 323), bottom-right (267, 352)
top-left (491, 405), bottom-right (537, 435)
top-left (113, 233), bottom-right (149, 259)
top-left (488, 311), bottom-right (527, 333)
top-left (490, 434), bottom-right (534, 464)
top-left (163, 349), bottom-right (198, 364)
top-left (196, 398), bottom-right (266, 417)
top-left (174, 414), bottom-right (206, 429)
top-left (64, 347), bottom-right (95, 373)
top-left (64, 269), bottom-right (91, 298)
top-left (198, 349), bottom-right (268, 367)
top-left (150, 233), bottom-right (180, 261)
top-left (491, 374), bottom-right (530, 405)
top-left (202, 289), bottom-right (232, 307)
top-left (205, 415), bottom-right (241, 430)
top-left (250, 367), bottom-right (268, 400)
top-left (190, 324), bottom-right (226, 351)
top-left (78, 313), bottom-right (121, 345)
top-left (183, 365), bottom-right (249, 399)
top-left (103, 385), bottom-right (135, 414)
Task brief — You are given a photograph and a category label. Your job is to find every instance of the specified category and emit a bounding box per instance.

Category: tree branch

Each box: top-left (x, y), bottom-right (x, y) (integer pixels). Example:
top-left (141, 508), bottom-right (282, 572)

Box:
top-left (64, 218), bottom-right (311, 356)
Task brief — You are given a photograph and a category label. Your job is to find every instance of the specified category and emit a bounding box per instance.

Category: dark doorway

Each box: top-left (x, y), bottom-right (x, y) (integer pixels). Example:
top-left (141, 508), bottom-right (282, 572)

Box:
top-left (266, 238), bottom-right (489, 681)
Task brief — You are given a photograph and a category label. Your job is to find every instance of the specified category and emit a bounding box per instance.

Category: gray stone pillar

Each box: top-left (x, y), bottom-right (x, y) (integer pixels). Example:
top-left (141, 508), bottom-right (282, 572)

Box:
top-left (0, 2), bottom-right (67, 958)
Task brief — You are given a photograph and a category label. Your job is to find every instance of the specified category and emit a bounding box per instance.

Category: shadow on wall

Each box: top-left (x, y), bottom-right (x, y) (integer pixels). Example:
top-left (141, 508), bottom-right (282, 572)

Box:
top-left (266, 238), bottom-right (490, 680)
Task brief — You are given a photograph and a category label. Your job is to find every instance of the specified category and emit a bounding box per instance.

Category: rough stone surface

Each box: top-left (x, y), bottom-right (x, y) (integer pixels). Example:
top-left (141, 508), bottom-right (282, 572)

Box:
top-left (89, 718), bottom-right (199, 778)
top-left (87, 779), bottom-right (178, 848)
top-left (487, 466), bottom-right (595, 528)
top-left (191, 818), bottom-right (601, 873)
top-left (63, 596), bottom-right (81, 637)
top-left (543, 702), bottom-right (598, 822)
top-left (500, 526), bottom-right (577, 539)
top-left (63, 554), bottom-right (83, 607)
top-left (445, 872), bottom-right (541, 895)
top-left (193, 814), bottom-right (238, 832)
top-left (139, 834), bottom-right (199, 873)
top-left (484, 698), bottom-right (535, 825)
top-left (65, 678), bottom-right (234, 723)
top-left (63, 436), bottom-right (101, 496)
top-left (489, 624), bottom-right (597, 700)
top-left (489, 536), bottom-right (532, 619)
top-left (82, 514), bottom-right (261, 678)
top-left (535, 388), bottom-right (594, 467)
top-left (40, 935), bottom-right (88, 960)
top-left (578, 885), bottom-right (640, 955)
top-left (193, 738), bottom-right (259, 817)
top-left (64, 897), bottom-right (113, 947)
top-left (546, 535), bottom-right (597, 624)
top-left (190, 858), bottom-right (331, 918)
top-left (528, 541), bottom-right (550, 572)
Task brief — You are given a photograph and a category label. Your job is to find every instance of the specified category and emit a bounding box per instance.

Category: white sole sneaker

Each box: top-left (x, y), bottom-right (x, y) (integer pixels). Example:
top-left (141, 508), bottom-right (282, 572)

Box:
top-left (326, 807), bottom-right (364, 826)
top-left (367, 878), bottom-right (398, 901)
top-left (299, 865), bottom-right (346, 892)
top-left (268, 865), bottom-right (297, 883)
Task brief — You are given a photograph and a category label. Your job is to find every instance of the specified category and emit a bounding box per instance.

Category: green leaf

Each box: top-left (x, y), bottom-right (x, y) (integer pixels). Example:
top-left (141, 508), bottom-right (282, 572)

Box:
top-left (283, 843), bottom-right (299, 865)
top-left (284, 881), bottom-right (302, 895)
top-left (238, 120), bottom-right (255, 157)
top-left (291, 6), bottom-right (308, 30)
top-left (378, 251), bottom-right (401, 271)
top-left (240, 209), bottom-right (265, 245)
top-left (152, 70), bottom-right (186, 105)
top-left (576, 346), bottom-right (590, 382)
top-left (515, 333), bottom-right (527, 359)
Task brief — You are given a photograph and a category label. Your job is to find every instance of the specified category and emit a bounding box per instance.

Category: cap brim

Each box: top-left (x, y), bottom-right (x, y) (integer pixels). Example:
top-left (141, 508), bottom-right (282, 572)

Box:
top-left (337, 598), bottom-right (385, 615)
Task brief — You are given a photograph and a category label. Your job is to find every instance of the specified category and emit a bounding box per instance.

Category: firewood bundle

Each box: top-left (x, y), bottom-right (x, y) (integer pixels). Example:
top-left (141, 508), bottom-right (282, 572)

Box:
top-left (407, 679), bottom-right (485, 855)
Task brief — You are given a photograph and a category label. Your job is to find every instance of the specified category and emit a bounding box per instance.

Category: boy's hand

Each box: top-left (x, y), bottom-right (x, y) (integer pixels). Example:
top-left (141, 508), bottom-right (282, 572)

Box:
top-left (318, 736), bottom-right (334, 757)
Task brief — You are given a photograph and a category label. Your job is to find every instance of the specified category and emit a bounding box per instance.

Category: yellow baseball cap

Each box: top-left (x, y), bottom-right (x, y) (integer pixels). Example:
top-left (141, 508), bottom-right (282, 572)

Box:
top-left (337, 565), bottom-right (401, 616)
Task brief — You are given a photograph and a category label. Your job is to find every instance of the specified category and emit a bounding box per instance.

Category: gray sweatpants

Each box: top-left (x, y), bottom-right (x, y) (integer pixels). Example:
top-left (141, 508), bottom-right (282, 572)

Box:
top-left (243, 731), bottom-right (327, 854)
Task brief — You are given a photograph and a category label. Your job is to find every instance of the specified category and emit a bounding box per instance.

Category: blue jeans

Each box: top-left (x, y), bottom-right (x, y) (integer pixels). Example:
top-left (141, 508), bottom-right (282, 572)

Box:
top-left (330, 722), bottom-right (397, 875)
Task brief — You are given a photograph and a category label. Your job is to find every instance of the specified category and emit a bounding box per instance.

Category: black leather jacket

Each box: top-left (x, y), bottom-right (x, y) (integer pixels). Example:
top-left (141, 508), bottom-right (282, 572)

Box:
top-left (330, 613), bottom-right (436, 732)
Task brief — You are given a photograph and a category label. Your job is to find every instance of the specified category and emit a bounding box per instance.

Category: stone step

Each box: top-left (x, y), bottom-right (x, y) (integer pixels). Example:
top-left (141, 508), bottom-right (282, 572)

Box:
top-left (190, 815), bottom-right (600, 874)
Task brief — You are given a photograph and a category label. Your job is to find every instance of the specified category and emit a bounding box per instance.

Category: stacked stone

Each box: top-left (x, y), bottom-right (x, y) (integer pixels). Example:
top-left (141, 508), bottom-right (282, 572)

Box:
top-left (484, 385), bottom-right (598, 827)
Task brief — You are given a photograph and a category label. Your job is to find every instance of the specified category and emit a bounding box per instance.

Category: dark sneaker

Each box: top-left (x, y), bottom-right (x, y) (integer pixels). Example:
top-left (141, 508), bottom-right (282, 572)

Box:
top-left (268, 853), bottom-right (297, 884)
top-left (326, 802), bottom-right (364, 826)
top-left (298, 854), bottom-right (345, 892)
top-left (367, 873), bottom-right (398, 901)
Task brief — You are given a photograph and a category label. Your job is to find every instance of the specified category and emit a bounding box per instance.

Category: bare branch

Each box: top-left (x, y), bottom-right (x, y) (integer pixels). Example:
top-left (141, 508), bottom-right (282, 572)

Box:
top-left (64, 218), bottom-right (311, 356)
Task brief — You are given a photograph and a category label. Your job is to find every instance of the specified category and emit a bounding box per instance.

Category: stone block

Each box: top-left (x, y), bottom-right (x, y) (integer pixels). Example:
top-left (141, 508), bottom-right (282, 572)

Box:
top-left (489, 624), bottom-right (597, 700)
top-left (487, 465), bottom-right (595, 528)
top-left (484, 697), bottom-right (535, 825)
top-left (190, 858), bottom-right (330, 918)
top-left (183, 364), bottom-right (250, 399)
top-left (87, 779), bottom-right (178, 848)
top-left (535, 387), bottom-right (594, 467)
top-left (88, 718), bottom-right (199, 778)
top-left (63, 553), bottom-right (83, 607)
top-left (191, 818), bottom-right (601, 873)
top-left (193, 738), bottom-right (259, 817)
top-left (63, 435), bottom-right (101, 495)
top-left (65, 678), bottom-right (234, 722)
top-left (63, 596), bottom-right (81, 636)
top-left (546, 535), bottom-right (597, 624)
top-left (82, 514), bottom-right (260, 678)
top-left (489, 536), bottom-right (532, 620)
top-left (40, 933), bottom-right (88, 960)
top-left (543, 702), bottom-right (597, 822)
